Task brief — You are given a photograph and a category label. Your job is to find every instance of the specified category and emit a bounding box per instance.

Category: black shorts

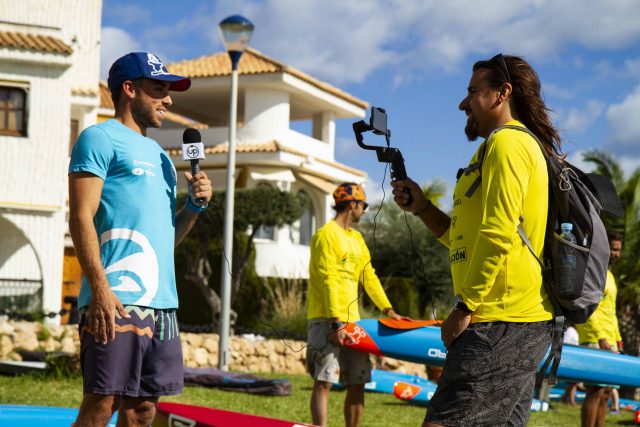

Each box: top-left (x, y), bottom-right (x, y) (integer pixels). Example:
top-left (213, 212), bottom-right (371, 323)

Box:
top-left (79, 306), bottom-right (183, 397)
top-left (425, 321), bottom-right (552, 427)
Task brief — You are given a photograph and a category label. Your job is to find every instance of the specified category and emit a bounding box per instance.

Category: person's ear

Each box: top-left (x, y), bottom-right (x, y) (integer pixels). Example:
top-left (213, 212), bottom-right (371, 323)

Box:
top-left (499, 82), bottom-right (512, 100)
top-left (122, 80), bottom-right (137, 100)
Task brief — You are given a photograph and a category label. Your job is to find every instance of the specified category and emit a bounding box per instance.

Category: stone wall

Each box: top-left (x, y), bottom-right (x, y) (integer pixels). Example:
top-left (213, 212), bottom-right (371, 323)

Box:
top-left (0, 321), bottom-right (428, 377)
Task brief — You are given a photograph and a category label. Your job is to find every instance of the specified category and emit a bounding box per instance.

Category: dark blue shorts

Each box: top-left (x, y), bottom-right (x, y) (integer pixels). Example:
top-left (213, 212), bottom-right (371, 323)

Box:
top-left (79, 306), bottom-right (183, 397)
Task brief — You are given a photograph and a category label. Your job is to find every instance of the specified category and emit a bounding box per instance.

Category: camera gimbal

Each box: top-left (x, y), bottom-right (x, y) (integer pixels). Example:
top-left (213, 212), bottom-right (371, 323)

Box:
top-left (352, 107), bottom-right (412, 204)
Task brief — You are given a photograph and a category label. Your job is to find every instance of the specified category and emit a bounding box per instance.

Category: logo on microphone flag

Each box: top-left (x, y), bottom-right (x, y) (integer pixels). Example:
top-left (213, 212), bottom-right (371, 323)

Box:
top-left (182, 142), bottom-right (205, 160)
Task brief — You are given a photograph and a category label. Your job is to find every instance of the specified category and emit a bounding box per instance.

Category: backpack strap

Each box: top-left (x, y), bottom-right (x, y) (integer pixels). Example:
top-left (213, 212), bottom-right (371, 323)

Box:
top-left (463, 142), bottom-right (487, 197)
top-left (517, 222), bottom-right (545, 270)
top-left (536, 315), bottom-right (565, 387)
top-left (463, 125), bottom-right (537, 198)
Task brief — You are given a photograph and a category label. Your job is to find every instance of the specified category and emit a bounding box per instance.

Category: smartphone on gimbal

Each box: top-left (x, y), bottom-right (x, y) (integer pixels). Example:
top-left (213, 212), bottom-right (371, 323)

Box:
top-left (370, 107), bottom-right (388, 136)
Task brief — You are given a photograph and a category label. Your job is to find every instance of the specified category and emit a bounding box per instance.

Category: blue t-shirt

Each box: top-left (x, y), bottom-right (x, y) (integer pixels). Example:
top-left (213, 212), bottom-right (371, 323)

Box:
top-left (69, 119), bottom-right (178, 309)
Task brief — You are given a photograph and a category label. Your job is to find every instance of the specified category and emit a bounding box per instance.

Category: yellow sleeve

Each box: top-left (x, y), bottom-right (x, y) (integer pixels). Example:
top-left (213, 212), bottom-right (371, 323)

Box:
top-left (611, 273), bottom-right (623, 342)
top-left (591, 311), bottom-right (608, 341)
top-left (437, 227), bottom-right (451, 249)
top-left (614, 316), bottom-right (622, 342)
top-left (358, 234), bottom-right (392, 312)
top-left (577, 302), bottom-right (608, 343)
top-left (312, 231), bottom-right (342, 318)
top-left (460, 133), bottom-right (536, 311)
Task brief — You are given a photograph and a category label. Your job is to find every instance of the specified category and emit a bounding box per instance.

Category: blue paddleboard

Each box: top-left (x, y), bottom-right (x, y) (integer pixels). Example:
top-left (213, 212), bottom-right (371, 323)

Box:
top-left (392, 377), bottom-right (548, 412)
top-left (333, 369), bottom-right (431, 394)
top-left (0, 405), bottom-right (117, 427)
top-left (344, 319), bottom-right (640, 388)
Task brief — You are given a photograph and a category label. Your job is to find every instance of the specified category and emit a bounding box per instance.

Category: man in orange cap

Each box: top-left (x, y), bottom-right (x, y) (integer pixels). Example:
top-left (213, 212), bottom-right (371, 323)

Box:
top-left (306, 182), bottom-right (407, 427)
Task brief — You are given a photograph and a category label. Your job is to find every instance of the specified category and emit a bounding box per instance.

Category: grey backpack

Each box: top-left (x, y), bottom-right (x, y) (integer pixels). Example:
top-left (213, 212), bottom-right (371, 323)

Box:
top-left (463, 125), bottom-right (623, 384)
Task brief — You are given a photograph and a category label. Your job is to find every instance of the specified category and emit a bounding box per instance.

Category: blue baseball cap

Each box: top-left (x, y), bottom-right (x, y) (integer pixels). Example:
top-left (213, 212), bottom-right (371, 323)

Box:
top-left (107, 52), bottom-right (191, 92)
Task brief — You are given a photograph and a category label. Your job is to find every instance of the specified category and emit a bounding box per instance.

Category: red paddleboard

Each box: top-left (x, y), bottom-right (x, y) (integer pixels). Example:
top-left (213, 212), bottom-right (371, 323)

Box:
top-left (154, 402), bottom-right (315, 427)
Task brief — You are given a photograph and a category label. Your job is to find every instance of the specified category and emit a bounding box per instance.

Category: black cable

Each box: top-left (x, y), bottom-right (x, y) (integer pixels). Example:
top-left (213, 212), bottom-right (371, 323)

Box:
top-left (402, 210), bottom-right (441, 325)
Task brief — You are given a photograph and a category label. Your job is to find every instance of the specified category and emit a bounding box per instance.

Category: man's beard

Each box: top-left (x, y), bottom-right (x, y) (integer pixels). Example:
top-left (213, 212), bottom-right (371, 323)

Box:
top-left (132, 97), bottom-right (161, 129)
top-left (464, 115), bottom-right (478, 141)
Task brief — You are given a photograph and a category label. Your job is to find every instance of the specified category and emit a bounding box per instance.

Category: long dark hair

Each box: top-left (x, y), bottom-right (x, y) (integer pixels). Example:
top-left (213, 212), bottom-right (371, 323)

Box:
top-left (475, 55), bottom-right (563, 158)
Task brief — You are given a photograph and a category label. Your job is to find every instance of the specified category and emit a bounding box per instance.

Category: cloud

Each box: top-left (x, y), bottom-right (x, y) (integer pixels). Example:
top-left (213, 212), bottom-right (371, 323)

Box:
top-left (624, 57), bottom-right (640, 76)
top-left (204, 0), bottom-right (640, 86)
top-left (566, 150), bottom-right (597, 173)
top-left (217, 0), bottom-right (398, 85)
top-left (335, 136), bottom-right (360, 160)
top-left (560, 100), bottom-right (605, 132)
top-left (617, 155), bottom-right (640, 178)
top-left (605, 84), bottom-right (640, 151)
top-left (99, 27), bottom-right (141, 79)
top-left (101, 0), bottom-right (640, 86)
top-left (569, 149), bottom-right (640, 180)
top-left (361, 176), bottom-right (387, 206)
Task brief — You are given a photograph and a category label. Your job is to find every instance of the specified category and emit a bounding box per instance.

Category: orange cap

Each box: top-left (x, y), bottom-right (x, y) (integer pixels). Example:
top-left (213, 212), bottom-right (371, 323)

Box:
top-left (333, 183), bottom-right (366, 203)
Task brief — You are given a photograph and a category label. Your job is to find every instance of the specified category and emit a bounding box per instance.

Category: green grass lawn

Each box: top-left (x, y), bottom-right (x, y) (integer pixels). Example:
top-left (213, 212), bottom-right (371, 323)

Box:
top-left (0, 372), bottom-right (635, 426)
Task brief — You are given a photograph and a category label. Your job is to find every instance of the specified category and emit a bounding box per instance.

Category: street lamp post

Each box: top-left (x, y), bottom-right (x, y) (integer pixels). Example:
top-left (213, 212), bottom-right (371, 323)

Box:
top-left (218, 14), bottom-right (254, 371)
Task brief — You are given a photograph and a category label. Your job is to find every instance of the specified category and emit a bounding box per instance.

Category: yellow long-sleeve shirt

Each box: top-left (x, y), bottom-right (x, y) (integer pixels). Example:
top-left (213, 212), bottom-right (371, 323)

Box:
top-left (307, 220), bottom-right (392, 322)
top-left (577, 270), bottom-right (622, 344)
top-left (438, 120), bottom-right (553, 322)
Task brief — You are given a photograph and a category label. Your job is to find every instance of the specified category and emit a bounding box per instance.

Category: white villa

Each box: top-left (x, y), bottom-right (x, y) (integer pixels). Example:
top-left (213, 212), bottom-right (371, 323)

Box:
top-left (0, 0), bottom-right (369, 323)
top-left (155, 48), bottom-right (368, 278)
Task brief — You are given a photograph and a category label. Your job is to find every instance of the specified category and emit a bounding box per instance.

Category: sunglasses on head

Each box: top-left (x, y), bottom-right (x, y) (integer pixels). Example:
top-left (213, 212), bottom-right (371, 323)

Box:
top-left (473, 53), bottom-right (511, 84)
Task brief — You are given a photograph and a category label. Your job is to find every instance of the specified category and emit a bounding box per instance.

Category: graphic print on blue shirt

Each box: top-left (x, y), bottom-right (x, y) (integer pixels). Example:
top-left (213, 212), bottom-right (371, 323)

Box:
top-left (69, 119), bottom-right (178, 309)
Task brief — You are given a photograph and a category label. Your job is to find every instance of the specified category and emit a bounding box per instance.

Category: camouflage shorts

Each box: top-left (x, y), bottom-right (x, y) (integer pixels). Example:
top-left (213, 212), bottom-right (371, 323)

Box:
top-left (306, 318), bottom-right (371, 385)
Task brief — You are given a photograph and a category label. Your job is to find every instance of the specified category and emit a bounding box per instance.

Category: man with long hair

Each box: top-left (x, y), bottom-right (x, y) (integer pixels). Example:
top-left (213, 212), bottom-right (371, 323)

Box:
top-left (392, 54), bottom-right (558, 426)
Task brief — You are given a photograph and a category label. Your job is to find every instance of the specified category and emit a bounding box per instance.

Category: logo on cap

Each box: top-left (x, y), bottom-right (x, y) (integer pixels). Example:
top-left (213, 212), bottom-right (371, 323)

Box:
top-left (147, 53), bottom-right (169, 76)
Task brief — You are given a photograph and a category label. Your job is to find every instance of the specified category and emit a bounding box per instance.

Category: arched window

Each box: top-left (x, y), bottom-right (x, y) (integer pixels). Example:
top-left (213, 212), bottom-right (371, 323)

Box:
top-left (295, 190), bottom-right (316, 245)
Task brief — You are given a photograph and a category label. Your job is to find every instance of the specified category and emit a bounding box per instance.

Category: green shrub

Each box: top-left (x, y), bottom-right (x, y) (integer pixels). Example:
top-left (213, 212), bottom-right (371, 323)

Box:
top-left (255, 277), bottom-right (308, 339)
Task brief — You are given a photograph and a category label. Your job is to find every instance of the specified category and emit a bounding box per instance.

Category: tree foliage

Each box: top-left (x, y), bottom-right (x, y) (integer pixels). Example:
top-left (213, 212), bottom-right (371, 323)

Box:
top-left (174, 188), bottom-right (307, 328)
top-left (583, 149), bottom-right (640, 357)
top-left (358, 202), bottom-right (453, 319)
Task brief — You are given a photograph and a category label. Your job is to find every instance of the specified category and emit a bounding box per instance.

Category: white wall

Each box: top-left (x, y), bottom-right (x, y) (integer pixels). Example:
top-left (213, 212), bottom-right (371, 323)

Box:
top-left (242, 88), bottom-right (290, 139)
top-left (0, 0), bottom-right (102, 322)
top-left (254, 242), bottom-right (310, 279)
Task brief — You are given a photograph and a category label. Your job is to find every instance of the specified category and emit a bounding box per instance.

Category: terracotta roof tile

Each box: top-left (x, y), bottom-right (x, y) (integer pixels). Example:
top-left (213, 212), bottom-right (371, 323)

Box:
top-left (98, 81), bottom-right (114, 109)
top-left (168, 48), bottom-right (367, 109)
top-left (71, 87), bottom-right (99, 97)
top-left (0, 30), bottom-right (72, 55)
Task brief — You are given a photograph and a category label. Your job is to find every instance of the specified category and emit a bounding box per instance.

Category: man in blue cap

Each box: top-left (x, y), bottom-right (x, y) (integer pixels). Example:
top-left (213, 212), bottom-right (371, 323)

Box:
top-left (69, 52), bottom-right (212, 427)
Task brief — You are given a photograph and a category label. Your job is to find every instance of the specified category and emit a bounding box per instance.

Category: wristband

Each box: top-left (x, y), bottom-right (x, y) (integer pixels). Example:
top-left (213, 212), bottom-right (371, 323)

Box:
top-left (185, 196), bottom-right (208, 213)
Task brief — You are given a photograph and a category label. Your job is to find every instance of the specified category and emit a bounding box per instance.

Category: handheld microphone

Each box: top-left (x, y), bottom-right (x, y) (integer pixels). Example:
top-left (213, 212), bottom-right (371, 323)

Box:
top-left (182, 128), bottom-right (206, 206)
